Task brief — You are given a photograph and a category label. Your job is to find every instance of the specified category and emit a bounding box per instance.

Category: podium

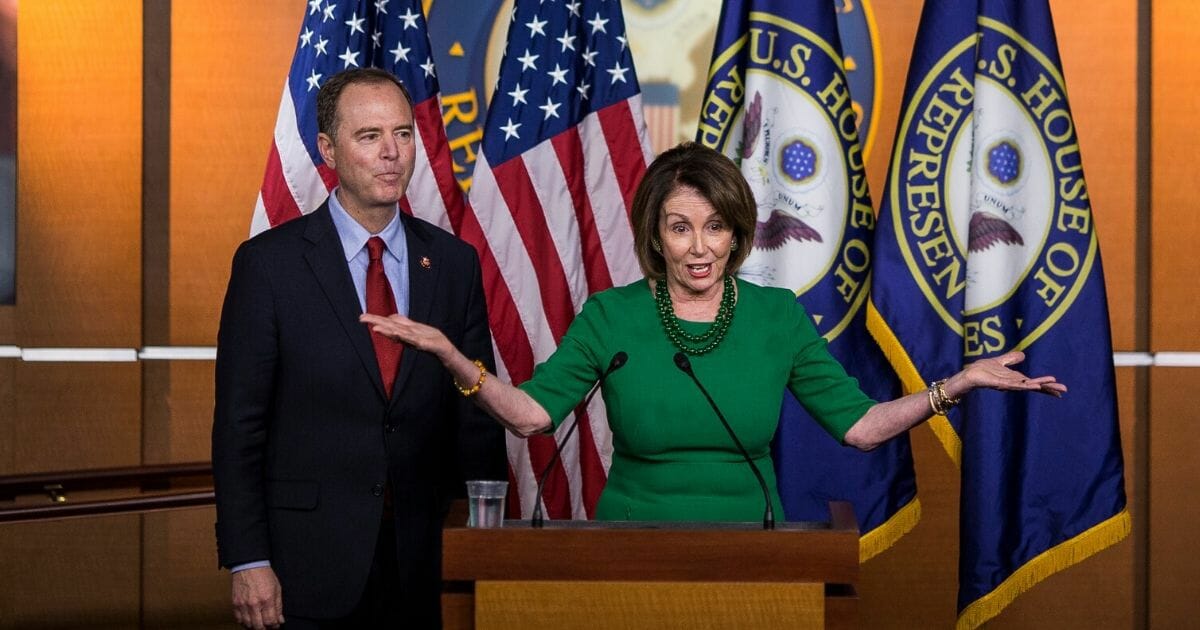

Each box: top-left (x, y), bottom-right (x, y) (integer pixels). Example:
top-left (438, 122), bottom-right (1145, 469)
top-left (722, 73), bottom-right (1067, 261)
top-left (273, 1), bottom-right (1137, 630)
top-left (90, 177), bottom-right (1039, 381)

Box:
top-left (442, 502), bottom-right (859, 629)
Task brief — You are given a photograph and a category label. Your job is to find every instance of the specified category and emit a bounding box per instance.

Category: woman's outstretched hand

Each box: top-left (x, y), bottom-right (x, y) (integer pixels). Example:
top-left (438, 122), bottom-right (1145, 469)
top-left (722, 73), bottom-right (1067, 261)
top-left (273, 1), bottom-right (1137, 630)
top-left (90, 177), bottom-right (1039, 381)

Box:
top-left (958, 350), bottom-right (1067, 397)
top-left (359, 313), bottom-right (452, 359)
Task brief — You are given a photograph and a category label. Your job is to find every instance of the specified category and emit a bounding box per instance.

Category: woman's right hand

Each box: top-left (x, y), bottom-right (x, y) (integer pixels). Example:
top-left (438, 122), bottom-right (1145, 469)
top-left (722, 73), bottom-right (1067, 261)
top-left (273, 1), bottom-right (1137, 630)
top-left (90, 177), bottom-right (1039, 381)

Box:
top-left (359, 313), bottom-right (453, 360)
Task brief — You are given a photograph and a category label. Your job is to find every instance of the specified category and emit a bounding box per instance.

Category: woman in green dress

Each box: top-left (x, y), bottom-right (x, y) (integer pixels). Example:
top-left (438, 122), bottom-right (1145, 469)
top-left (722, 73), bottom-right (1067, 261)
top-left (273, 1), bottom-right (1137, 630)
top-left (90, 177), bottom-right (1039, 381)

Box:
top-left (361, 142), bottom-right (1065, 522)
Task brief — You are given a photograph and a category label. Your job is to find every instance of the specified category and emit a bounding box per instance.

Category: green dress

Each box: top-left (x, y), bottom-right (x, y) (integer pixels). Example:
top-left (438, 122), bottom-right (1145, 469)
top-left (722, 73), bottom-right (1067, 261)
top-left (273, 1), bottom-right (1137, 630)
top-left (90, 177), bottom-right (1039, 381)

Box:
top-left (519, 278), bottom-right (876, 522)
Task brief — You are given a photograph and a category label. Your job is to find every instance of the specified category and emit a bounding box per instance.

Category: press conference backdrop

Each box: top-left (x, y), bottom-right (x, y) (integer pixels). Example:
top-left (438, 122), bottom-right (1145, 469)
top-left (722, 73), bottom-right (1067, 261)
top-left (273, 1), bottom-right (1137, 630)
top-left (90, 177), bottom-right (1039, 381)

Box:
top-left (0, 1), bottom-right (1196, 628)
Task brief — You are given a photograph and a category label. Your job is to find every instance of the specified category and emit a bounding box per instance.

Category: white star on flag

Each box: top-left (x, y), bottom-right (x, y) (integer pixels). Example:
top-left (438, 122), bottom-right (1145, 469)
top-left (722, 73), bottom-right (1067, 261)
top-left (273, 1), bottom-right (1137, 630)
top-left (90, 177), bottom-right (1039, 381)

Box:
top-left (500, 118), bottom-right (521, 140)
top-left (399, 7), bottom-right (420, 29)
top-left (306, 70), bottom-right (322, 91)
top-left (421, 57), bottom-right (436, 78)
top-left (539, 96), bottom-right (561, 119)
top-left (518, 49), bottom-right (539, 71)
top-left (556, 30), bottom-right (577, 52)
top-left (548, 63), bottom-right (569, 86)
top-left (339, 46), bottom-right (359, 68)
top-left (606, 60), bottom-right (628, 83)
top-left (390, 41), bottom-right (411, 62)
top-left (588, 12), bottom-right (608, 34)
top-left (508, 84), bottom-right (529, 105)
top-left (344, 12), bottom-right (365, 35)
top-left (526, 15), bottom-right (548, 37)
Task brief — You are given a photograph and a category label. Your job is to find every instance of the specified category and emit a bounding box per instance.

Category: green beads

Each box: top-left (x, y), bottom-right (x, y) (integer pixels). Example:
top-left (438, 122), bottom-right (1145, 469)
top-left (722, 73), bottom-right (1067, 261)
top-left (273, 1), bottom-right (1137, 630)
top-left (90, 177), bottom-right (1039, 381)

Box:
top-left (654, 275), bottom-right (736, 356)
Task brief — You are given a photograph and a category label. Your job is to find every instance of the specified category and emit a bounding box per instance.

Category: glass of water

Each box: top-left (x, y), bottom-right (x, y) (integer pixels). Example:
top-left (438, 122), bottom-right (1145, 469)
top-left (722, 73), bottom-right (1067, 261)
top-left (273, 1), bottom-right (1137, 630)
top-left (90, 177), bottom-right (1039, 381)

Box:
top-left (466, 480), bottom-right (508, 528)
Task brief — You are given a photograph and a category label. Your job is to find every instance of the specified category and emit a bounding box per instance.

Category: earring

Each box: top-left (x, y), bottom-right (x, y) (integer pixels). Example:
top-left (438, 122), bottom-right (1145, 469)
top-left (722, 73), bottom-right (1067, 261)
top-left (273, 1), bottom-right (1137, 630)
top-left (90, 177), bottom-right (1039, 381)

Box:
top-left (651, 238), bottom-right (662, 253)
top-left (730, 238), bottom-right (739, 252)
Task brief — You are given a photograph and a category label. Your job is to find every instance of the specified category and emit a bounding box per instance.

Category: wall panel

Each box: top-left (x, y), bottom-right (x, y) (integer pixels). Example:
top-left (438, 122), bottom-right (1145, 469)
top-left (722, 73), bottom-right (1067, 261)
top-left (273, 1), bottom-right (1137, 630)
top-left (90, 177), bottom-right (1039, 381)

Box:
top-left (1150, 0), bottom-right (1200, 348)
top-left (15, 0), bottom-right (142, 347)
top-left (141, 508), bottom-right (228, 629)
top-left (169, 0), bottom-right (303, 347)
top-left (0, 516), bottom-right (141, 628)
top-left (1148, 368), bottom-right (1200, 627)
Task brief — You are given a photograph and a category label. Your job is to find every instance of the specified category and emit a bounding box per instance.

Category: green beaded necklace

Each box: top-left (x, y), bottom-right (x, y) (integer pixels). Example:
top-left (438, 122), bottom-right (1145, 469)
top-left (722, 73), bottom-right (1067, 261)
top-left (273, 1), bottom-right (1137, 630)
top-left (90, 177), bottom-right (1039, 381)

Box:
top-left (654, 275), bottom-right (737, 356)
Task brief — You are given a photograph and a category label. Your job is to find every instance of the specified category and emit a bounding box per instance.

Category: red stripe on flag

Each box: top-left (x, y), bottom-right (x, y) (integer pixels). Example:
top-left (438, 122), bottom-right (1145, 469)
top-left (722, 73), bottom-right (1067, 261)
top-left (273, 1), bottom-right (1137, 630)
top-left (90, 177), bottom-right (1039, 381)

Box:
top-left (487, 157), bottom-right (581, 519)
top-left (414, 97), bottom-right (469, 233)
top-left (597, 100), bottom-right (648, 217)
top-left (458, 202), bottom-right (543, 519)
top-left (490, 159), bottom-right (576, 343)
top-left (260, 142), bottom-right (303, 227)
top-left (316, 162), bottom-right (338, 192)
top-left (551, 129), bottom-right (614, 295)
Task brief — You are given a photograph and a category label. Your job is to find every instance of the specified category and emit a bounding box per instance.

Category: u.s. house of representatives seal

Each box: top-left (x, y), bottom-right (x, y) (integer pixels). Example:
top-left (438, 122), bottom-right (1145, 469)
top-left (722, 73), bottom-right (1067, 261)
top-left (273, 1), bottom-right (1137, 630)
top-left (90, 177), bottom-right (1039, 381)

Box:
top-left (888, 17), bottom-right (1097, 357)
top-left (699, 10), bottom-right (876, 343)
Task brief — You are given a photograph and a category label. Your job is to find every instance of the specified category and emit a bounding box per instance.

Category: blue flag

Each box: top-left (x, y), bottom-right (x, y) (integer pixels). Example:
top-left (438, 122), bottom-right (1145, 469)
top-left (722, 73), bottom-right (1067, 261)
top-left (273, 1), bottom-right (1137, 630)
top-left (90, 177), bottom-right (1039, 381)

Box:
top-left (869, 0), bottom-right (1129, 626)
top-left (698, 0), bottom-right (919, 560)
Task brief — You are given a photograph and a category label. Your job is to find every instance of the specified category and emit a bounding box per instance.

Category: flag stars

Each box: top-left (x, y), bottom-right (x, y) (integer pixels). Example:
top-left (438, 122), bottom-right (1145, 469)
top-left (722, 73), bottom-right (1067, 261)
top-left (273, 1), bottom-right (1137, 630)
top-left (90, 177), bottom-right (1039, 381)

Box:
top-left (374, 0), bottom-right (390, 14)
top-left (322, 2), bottom-right (337, 22)
top-left (518, 49), bottom-right (539, 71)
top-left (308, 0), bottom-right (323, 15)
top-left (576, 80), bottom-right (591, 100)
top-left (339, 46), bottom-right (360, 68)
top-left (548, 63), bottom-right (569, 86)
top-left (500, 118), bottom-right (521, 141)
top-left (300, 27), bottom-right (314, 48)
top-left (566, 1), bottom-right (581, 17)
top-left (556, 30), bottom-right (577, 52)
top-left (526, 15), bottom-right (548, 37)
top-left (389, 41), bottom-right (411, 63)
top-left (372, 30), bottom-right (382, 47)
top-left (421, 56), bottom-right (437, 78)
top-left (607, 60), bottom-right (628, 84)
top-left (344, 12), bottom-right (365, 35)
top-left (315, 37), bottom-right (330, 56)
top-left (616, 34), bottom-right (628, 51)
top-left (508, 83), bottom-right (529, 105)
top-left (539, 97), bottom-right (562, 120)
top-left (588, 13), bottom-right (609, 34)
top-left (399, 7), bottom-right (420, 29)
top-left (306, 69), bottom-right (322, 92)
top-left (581, 47), bottom-right (597, 67)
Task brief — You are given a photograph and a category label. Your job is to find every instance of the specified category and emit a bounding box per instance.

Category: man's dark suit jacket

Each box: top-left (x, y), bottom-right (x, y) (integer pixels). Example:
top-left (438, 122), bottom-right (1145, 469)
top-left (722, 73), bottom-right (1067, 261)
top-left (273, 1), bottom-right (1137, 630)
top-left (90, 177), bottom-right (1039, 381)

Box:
top-left (212, 203), bottom-right (507, 622)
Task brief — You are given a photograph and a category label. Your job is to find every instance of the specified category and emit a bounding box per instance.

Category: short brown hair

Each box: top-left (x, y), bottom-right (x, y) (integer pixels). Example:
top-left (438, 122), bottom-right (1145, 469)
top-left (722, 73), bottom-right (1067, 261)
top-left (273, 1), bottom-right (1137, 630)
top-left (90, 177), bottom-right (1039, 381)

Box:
top-left (630, 142), bottom-right (757, 280)
top-left (316, 68), bottom-right (414, 140)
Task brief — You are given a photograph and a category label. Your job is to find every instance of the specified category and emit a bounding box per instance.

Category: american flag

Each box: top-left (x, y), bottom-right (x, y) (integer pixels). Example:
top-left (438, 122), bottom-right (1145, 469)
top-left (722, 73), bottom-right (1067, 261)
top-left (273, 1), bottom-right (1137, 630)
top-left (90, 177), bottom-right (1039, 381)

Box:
top-left (470, 0), bottom-right (652, 519)
top-left (252, 0), bottom-right (468, 236)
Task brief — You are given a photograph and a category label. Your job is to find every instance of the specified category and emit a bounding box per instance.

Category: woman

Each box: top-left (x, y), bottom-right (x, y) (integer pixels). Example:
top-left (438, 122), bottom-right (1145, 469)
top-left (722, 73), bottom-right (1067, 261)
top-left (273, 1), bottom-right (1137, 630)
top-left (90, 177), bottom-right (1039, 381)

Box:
top-left (361, 142), bottom-right (1065, 522)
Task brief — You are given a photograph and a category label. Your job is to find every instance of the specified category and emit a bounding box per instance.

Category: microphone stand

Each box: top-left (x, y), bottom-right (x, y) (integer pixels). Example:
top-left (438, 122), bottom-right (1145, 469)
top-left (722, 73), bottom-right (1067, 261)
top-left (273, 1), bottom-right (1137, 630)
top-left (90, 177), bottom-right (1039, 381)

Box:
top-left (673, 352), bottom-right (775, 530)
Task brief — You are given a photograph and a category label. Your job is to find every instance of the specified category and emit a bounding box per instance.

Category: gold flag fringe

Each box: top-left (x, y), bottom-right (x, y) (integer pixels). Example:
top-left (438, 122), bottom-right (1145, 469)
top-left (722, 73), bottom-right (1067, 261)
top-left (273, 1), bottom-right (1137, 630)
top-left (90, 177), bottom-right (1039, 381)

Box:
top-left (955, 509), bottom-right (1132, 630)
top-left (860, 497), bottom-right (922, 563)
top-left (866, 301), bottom-right (962, 465)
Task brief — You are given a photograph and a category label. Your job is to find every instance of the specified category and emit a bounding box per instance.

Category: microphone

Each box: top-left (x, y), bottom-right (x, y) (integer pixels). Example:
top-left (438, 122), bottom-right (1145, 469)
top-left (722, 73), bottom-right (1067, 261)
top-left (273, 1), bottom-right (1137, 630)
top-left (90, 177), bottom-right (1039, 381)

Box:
top-left (531, 351), bottom-right (628, 528)
top-left (673, 352), bottom-right (775, 530)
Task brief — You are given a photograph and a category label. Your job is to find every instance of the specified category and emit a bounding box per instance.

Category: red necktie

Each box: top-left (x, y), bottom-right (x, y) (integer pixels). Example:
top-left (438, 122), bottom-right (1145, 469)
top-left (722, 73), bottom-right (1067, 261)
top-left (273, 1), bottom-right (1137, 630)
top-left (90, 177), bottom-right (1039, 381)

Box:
top-left (366, 236), bottom-right (402, 397)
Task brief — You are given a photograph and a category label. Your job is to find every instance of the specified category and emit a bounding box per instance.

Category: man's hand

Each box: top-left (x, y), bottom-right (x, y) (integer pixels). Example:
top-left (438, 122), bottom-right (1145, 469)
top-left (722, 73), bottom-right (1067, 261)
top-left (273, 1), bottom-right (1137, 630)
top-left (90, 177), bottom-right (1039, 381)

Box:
top-left (231, 566), bottom-right (284, 629)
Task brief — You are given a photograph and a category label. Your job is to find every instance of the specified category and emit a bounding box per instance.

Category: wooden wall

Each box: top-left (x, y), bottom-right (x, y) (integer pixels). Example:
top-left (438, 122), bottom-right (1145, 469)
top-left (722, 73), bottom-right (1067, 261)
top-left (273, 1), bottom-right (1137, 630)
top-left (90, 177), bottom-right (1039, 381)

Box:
top-left (1, 0), bottom-right (1196, 627)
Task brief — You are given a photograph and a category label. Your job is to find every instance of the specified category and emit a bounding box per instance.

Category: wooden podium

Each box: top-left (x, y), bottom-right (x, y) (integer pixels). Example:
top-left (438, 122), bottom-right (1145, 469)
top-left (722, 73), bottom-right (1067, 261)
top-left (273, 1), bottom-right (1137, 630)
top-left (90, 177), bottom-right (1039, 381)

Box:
top-left (442, 502), bottom-right (859, 630)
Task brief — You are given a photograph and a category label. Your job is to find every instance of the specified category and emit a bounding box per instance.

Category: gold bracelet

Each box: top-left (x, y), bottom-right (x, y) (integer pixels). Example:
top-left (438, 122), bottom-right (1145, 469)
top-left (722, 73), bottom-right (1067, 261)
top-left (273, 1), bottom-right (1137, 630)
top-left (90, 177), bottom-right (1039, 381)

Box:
top-left (454, 360), bottom-right (487, 397)
top-left (928, 379), bottom-right (960, 416)
top-left (927, 386), bottom-right (946, 416)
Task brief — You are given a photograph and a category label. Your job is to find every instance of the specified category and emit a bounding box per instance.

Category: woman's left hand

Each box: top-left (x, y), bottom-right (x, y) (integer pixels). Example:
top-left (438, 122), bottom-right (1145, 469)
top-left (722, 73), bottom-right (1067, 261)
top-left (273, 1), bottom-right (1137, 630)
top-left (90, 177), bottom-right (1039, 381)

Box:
top-left (954, 350), bottom-right (1067, 398)
top-left (359, 313), bottom-right (453, 359)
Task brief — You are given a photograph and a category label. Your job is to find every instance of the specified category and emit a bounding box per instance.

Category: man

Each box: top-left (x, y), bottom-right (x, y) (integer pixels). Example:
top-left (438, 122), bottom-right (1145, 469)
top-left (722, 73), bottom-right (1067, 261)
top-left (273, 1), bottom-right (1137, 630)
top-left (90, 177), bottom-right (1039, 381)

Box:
top-left (213, 68), bottom-right (506, 629)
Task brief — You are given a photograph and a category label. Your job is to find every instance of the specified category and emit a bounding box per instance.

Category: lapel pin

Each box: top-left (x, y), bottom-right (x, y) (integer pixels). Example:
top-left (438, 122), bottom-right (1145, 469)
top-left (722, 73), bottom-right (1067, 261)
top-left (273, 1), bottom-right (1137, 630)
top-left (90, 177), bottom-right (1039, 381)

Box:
top-left (420, 256), bottom-right (432, 269)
